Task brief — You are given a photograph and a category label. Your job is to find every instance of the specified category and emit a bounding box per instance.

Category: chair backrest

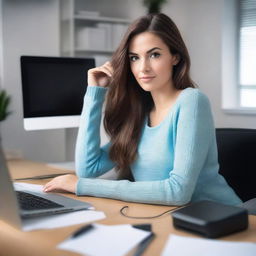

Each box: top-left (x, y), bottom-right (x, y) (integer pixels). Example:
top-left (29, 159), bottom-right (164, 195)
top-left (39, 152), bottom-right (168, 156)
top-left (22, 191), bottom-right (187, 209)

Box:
top-left (216, 128), bottom-right (256, 202)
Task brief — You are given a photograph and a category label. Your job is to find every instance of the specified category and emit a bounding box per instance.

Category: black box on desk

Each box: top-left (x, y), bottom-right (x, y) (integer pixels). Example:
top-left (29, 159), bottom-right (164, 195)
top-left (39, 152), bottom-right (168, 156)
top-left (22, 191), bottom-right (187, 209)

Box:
top-left (171, 200), bottom-right (248, 238)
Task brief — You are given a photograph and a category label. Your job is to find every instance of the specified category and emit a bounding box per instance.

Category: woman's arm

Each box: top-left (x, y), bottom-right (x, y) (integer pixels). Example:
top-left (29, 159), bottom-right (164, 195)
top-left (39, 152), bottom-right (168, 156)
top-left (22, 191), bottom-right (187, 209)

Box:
top-left (75, 86), bottom-right (115, 178)
top-left (76, 61), bottom-right (115, 177)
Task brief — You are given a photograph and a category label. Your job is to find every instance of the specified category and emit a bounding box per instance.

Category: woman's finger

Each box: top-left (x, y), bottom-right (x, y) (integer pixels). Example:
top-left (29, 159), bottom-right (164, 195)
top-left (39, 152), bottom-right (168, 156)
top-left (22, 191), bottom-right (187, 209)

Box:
top-left (103, 62), bottom-right (113, 75)
top-left (43, 181), bottom-right (56, 192)
top-left (97, 67), bottom-right (112, 77)
top-left (88, 67), bottom-right (111, 79)
top-left (104, 61), bottom-right (114, 72)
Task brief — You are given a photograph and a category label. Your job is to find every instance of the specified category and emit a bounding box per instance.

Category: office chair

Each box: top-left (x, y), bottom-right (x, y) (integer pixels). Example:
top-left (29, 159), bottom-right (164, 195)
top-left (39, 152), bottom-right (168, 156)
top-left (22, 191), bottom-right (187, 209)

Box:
top-left (215, 128), bottom-right (256, 202)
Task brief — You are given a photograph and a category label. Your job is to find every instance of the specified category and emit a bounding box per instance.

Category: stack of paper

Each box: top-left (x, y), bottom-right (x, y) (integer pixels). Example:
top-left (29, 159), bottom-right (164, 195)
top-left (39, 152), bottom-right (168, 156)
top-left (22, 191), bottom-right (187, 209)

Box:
top-left (97, 23), bottom-right (113, 51)
top-left (23, 210), bottom-right (105, 232)
top-left (75, 23), bottom-right (128, 52)
top-left (162, 235), bottom-right (256, 256)
top-left (112, 24), bottom-right (128, 50)
top-left (58, 223), bottom-right (151, 256)
top-left (76, 27), bottom-right (107, 50)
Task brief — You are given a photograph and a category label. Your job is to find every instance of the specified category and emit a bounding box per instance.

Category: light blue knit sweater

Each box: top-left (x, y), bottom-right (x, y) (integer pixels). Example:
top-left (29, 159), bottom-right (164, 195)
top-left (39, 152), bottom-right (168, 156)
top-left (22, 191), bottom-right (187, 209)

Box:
top-left (75, 86), bottom-right (242, 206)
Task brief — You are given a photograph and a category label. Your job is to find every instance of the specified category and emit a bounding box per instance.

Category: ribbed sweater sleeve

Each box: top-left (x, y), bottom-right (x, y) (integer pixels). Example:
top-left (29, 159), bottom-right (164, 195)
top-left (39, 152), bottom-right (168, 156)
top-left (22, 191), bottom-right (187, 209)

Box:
top-left (76, 88), bottom-right (214, 206)
top-left (75, 86), bottom-right (115, 177)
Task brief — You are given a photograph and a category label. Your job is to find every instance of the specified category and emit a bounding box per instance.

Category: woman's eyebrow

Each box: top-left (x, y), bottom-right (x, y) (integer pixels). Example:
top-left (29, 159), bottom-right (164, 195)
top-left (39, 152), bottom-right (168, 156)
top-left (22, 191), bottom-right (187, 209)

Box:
top-left (128, 47), bottom-right (162, 55)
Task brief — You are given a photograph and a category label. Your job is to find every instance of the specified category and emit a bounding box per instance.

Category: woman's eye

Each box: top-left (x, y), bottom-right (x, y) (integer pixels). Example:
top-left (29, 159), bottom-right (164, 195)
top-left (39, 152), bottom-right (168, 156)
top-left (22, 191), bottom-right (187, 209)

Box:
top-left (150, 52), bottom-right (161, 58)
top-left (129, 56), bottom-right (138, 62)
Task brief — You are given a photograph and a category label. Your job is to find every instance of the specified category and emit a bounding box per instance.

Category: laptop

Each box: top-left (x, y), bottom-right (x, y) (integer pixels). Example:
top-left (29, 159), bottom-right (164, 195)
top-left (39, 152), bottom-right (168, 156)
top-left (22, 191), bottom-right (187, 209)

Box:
top-left (0, 150), bottom-right (92, 229)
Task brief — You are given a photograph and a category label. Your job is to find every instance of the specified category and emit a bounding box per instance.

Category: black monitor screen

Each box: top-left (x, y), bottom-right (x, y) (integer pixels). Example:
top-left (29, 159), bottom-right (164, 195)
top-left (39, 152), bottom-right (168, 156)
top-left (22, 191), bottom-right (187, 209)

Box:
top-left (20, 56), bottom-right (95, 118)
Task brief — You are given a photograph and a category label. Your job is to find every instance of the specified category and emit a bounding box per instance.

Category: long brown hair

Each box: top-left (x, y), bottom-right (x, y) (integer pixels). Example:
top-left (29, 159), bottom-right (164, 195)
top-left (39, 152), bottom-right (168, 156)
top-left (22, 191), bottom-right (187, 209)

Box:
top-left (104, 13), bottom-right (195, 178)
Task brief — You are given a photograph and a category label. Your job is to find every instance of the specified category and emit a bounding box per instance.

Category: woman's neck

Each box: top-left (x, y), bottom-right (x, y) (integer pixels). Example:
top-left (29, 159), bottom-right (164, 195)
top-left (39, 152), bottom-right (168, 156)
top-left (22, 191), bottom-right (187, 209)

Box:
top-left (148, 85), bottom-right (183, 127)
top-left (151, 86), bottom-right (181, 113)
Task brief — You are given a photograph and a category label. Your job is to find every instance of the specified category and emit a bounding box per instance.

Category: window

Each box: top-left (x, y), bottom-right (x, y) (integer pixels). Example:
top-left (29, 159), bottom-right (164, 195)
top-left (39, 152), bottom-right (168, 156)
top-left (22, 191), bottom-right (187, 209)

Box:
top-left (239, 0), bottom-right (256, 107)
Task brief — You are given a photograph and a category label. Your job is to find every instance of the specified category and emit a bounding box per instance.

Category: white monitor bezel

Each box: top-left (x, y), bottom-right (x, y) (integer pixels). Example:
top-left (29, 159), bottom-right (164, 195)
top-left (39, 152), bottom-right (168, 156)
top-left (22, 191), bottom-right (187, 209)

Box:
top-left (23, 116), bottom-right (81, 130)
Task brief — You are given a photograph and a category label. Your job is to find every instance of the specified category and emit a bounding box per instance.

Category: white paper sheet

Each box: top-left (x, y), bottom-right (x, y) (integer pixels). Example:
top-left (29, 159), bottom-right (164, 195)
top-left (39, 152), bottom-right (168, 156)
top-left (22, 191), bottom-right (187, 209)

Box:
top-left (14, 182), bottom-right (45, 193)
top-left (58, 223), bottom-right (151, 256)
top-left (23, 210), bottom-right (105, 231)
top-left (162, 235), bottom-right (256, 256)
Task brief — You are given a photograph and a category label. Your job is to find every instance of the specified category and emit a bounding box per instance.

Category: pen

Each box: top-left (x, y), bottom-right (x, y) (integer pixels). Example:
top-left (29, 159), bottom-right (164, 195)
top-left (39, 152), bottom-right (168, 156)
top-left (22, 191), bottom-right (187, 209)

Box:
top-left (133, 232), bottom-right (155, 256)
top-left (71, 224), bottom-right (94, 238)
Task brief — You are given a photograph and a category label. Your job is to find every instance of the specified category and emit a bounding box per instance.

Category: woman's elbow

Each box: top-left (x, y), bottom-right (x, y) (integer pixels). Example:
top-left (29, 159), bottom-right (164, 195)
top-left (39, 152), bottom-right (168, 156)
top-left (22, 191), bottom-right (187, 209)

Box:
top-left (166, 189), bottom-right (192, 206)
top-left (75, 161), bottom-right (102, 178)
top-left (174, 195), bottom-right (191, 206)
top-left (75, 166), bottom-right (86, 178)
top-left (75, 161), bottom-right (92, 178)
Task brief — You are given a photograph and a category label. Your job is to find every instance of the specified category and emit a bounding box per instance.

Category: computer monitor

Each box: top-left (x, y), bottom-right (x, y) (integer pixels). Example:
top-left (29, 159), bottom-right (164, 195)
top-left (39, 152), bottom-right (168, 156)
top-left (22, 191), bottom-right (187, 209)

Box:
top-left (20, 56), bottom-right (95, 130)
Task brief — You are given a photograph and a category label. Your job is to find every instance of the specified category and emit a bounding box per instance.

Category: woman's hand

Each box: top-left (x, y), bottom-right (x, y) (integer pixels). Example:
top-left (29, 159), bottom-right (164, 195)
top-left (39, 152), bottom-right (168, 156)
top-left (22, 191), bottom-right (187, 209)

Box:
top-left (43, 174), bottom-right (78, 194)
top-left (88, 61), bottom-right (113, 87)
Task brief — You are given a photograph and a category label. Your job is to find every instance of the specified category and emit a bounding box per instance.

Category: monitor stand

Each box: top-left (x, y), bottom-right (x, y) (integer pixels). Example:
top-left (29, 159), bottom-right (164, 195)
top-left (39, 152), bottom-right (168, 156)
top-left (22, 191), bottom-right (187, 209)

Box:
top-left (47, 128), bottom-right (77, 172)
top-left (46, 124), bottom-right (112, 175)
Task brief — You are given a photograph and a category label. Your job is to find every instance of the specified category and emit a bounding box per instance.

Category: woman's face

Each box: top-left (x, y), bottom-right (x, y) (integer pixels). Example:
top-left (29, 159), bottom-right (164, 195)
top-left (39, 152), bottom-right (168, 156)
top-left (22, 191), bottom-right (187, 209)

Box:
top-left (128, 32), bottom-right (178, 93)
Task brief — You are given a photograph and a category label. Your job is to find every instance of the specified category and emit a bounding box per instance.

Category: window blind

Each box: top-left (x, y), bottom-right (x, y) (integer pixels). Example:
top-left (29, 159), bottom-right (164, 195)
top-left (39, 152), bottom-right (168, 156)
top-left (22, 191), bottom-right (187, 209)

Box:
top-left (239, 0), bottom-right (256, 87)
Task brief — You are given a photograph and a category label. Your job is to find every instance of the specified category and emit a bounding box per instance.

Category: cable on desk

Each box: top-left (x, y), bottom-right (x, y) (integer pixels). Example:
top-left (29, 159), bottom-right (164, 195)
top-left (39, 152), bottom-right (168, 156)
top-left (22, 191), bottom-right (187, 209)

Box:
top-left (119, 205), bottom-right (182, 219)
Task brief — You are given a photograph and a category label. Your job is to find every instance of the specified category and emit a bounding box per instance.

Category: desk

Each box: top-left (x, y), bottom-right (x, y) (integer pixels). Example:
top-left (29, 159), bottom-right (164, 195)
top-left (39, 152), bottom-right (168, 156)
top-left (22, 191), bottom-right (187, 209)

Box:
top-left (0, 159), bottom-right (255, 256)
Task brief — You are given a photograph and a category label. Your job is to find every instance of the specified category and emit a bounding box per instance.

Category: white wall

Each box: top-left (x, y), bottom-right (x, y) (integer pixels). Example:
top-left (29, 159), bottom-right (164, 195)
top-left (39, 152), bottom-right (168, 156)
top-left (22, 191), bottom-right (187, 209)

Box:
top-left (0, 0), bottom-right (3, 89)
top-left (1, 0), bottom-right (66, 162)
top-left (1, 0), bottom-right (256, 163)
top-left (165, 0), bottom-right (256, 128)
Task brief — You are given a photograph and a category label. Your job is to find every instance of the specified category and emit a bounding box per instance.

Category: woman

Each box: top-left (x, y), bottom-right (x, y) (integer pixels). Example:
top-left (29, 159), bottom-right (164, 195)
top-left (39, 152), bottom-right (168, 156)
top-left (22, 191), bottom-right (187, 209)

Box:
top-left (43, 13), bottom-right (241, 206)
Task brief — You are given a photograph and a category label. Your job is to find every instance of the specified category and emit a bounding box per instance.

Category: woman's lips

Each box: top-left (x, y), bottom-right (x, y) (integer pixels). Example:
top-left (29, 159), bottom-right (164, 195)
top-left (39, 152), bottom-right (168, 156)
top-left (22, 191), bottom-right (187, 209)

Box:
top-left (139, 76), bottom-right (155, 82)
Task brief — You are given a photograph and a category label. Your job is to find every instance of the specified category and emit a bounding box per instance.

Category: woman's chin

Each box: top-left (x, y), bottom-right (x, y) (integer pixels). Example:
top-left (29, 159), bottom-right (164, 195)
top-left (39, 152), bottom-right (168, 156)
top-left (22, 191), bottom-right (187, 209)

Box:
top-left (138, 84), bottom-right (154, 92)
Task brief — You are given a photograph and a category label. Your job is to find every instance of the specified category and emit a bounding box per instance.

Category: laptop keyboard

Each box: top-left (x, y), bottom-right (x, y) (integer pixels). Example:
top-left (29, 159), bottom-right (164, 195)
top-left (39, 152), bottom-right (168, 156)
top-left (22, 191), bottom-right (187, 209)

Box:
top-left (16, 191), bottom-right (64, 210)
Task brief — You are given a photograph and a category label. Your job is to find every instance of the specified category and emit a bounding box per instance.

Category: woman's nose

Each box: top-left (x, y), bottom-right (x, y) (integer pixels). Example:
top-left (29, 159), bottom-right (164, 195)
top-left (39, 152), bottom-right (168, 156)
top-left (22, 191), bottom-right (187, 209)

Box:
top-left (140, 59), bottom-right (151, 73)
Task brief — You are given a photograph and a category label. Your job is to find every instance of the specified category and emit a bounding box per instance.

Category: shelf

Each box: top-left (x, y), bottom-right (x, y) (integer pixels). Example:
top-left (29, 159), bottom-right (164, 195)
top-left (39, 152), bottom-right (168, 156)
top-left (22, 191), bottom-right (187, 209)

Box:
top-left (74, 15), bottom-right (131, 24)
top-left (75, 48), bottom-right (114, 54)
top-left (60, 0), bottom-right (129, 61)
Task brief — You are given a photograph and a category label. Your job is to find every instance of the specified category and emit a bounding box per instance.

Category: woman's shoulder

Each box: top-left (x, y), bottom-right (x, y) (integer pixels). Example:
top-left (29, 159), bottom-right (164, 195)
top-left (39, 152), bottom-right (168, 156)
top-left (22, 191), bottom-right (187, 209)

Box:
top-left (179, 87), bottom-right (210, 107)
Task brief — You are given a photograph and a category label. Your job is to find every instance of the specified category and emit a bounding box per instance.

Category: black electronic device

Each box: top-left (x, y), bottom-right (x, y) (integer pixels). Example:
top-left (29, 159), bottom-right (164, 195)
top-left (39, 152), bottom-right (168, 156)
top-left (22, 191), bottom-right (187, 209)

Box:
top-left (171, 200), bottom-right (248, 238)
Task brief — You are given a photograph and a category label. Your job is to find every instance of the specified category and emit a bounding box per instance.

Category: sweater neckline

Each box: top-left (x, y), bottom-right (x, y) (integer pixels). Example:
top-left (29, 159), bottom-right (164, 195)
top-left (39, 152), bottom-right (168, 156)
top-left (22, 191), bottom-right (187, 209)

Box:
top-left (145, 87), bottom-right (194, 129)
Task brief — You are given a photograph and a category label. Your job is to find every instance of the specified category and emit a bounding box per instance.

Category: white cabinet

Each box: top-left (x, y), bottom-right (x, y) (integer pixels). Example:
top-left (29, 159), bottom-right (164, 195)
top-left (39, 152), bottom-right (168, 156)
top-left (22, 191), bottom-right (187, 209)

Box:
top-left (60, 0), bottom-right (130, 65)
